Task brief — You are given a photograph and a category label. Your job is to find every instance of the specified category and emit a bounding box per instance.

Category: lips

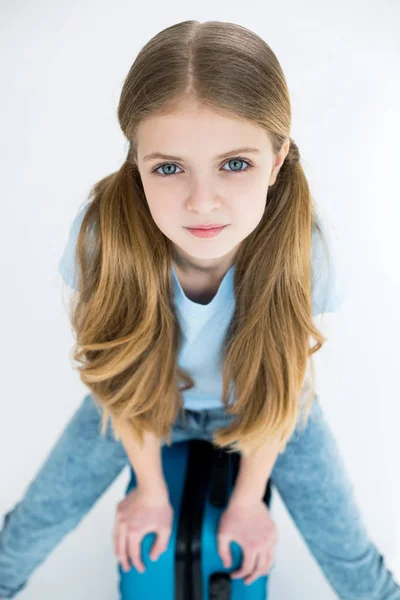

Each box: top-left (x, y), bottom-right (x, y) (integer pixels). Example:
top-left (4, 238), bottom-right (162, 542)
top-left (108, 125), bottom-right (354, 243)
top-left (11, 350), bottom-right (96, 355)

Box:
top-left (186, 224), bottom-right (227, 230)
top-left (186, 225), bottom-right (228, 238)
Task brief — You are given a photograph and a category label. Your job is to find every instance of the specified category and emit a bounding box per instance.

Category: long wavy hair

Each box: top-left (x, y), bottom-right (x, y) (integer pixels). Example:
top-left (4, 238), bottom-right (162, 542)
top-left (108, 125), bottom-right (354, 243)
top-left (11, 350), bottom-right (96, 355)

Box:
top-left (66, 20), bottom-right (330, 457)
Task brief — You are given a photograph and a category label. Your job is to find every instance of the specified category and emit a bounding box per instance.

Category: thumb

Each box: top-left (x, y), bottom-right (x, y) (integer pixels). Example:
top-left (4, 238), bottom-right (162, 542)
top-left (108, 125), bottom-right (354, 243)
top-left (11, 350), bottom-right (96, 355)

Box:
top-left (218, 533), bottom-right (232, 568)
top-left (150, 528), bottom-right (171, 561)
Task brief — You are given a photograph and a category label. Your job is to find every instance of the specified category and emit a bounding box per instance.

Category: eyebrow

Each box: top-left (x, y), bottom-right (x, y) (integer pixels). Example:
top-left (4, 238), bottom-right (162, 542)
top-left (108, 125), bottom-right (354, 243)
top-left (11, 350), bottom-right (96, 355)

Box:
top-left (143, 147), bottom-right (262, 162)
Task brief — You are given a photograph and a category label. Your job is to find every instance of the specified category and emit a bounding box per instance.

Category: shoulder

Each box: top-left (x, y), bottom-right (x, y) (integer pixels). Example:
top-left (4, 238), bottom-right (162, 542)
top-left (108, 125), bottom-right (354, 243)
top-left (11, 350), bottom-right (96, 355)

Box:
top-left (58, 202), bottom-right (93, 290)
top-left (311, 215), bottom-right (347, 316)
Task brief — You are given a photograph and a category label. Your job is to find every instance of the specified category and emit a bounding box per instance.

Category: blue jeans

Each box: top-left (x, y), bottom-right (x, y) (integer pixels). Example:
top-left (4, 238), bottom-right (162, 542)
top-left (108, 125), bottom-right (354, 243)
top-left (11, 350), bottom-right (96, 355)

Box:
top-left (0, 393), bottom-right (399, 599)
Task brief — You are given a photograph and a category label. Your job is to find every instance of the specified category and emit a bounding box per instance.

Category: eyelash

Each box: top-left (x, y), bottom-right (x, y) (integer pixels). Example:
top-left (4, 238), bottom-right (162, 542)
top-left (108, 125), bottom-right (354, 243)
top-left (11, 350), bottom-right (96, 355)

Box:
top-left (151, 157), bottom-right (253, 179)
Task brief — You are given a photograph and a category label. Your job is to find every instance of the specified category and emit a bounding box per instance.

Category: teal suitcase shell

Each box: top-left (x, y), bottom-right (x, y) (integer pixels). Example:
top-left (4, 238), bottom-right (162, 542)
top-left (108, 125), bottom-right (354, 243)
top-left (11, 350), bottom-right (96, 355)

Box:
top-left (119, 438), bottom-right (272, 599)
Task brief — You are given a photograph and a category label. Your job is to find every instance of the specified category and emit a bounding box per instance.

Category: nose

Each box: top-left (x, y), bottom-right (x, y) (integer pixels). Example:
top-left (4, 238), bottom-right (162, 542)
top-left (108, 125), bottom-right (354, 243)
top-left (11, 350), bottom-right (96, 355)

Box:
top-left (186, 180), bottom-right (222, 214)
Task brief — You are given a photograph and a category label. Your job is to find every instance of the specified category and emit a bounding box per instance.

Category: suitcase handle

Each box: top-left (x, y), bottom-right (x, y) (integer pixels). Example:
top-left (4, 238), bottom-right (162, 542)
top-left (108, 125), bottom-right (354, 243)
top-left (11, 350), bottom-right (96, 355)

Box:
top-left (209, 449), bottom-right (230, 508)
top-left (208, 448), bottom-right (272, 509)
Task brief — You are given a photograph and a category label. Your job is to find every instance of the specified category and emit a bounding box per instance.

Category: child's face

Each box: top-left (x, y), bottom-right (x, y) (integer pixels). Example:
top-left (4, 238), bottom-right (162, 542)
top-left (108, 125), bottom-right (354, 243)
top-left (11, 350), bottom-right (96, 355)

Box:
top-left (135, 98), bottom-right (289, 274)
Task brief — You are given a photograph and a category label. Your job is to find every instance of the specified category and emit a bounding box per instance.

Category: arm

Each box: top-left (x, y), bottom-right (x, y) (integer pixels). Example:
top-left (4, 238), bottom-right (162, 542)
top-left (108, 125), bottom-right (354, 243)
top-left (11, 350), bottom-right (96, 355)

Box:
top-left (228, 437), bottom-right (281, 506)
top-left (117, 422), bottom-right (169, 499)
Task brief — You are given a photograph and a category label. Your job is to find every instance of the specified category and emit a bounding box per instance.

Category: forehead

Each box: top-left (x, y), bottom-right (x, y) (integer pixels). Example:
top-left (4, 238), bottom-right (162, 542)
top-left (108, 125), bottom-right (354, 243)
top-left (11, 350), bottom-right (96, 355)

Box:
top-left (135, 102), bottom-right (272, 159)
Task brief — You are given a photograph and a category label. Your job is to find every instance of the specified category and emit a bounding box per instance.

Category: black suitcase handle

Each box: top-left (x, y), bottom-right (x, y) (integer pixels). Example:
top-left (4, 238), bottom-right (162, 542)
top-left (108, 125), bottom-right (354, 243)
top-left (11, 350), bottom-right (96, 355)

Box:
top-left (181, 440), bottom-right (272, 599)
top-left (209, 447), bottom-right (272, 509)
top-left (207, 445), bottom-right (272, 600)
top-left (209, 449), bottom-right (230, 508)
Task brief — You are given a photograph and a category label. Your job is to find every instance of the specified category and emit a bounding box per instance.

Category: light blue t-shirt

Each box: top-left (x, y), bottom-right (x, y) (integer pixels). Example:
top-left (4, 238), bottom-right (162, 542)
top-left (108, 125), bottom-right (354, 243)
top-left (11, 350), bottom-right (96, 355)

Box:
top-left (58, 204), bottom-right (346, 411)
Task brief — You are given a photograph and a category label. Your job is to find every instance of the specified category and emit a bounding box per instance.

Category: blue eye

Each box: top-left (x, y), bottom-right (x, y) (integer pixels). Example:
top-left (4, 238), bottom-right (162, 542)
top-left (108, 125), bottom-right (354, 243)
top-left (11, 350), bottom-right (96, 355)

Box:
top-left (151, 157), bottom-right (253, 179)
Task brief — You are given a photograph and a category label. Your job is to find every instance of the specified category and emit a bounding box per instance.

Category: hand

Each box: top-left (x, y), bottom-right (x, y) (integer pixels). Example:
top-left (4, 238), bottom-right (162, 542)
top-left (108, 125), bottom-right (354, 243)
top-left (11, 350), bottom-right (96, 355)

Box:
top-left (114, 487), bottom-right (173, 573)
top-left (217, 499), bottom-right (278, 586)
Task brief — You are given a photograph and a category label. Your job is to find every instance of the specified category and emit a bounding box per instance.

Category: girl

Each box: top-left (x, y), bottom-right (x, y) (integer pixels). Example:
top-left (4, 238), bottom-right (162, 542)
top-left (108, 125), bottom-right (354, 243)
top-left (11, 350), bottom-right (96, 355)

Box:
top-left (1, 20), bottom-right (399, 599)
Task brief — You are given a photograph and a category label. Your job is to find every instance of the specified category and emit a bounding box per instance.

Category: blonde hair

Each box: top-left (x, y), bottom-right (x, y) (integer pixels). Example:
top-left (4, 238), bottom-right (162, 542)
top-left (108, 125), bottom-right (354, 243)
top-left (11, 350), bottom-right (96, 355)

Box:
top-left (66, 20), bottom-right (329, 458)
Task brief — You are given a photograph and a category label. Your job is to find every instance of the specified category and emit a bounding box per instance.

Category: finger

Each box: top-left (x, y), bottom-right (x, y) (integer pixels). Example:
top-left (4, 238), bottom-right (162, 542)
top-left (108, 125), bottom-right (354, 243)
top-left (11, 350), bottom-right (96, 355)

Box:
top-left (127, 531), bottom-right (145, 573)
top-left (217, 533), bottom-right (233, 568)
top-left (150, 528), bottom-right (171, 561)
top-left (230, 546), bottom-right (257, 580)
top-left (244, 550), bottom-right (270, 585)
top-left (115, 522), bottom-right (131, 572)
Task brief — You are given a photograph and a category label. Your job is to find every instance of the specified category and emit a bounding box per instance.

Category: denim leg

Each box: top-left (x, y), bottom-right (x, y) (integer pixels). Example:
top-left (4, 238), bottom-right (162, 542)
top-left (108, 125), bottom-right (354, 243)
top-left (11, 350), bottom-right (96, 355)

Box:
top-left (271, 394), bottom-right (400, 600)
top-left (0, 393), bottom-right (128, 599)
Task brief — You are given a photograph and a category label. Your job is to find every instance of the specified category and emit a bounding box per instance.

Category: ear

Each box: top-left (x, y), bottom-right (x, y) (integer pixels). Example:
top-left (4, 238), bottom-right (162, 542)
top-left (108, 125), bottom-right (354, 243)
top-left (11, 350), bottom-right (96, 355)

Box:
top-left (268, 137), bottom-right (290, 186)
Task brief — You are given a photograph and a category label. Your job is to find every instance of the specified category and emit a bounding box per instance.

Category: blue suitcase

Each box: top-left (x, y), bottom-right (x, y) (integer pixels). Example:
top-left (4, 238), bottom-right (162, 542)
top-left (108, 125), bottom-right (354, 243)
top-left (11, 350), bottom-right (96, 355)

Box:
top-left (119, 438), bottom-right (272, 599)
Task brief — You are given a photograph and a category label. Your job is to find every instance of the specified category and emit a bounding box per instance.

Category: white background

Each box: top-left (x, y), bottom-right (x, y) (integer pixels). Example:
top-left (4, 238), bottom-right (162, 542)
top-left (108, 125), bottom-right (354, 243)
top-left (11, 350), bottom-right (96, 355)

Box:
top-left (1, 1), bottom-right (399, 598)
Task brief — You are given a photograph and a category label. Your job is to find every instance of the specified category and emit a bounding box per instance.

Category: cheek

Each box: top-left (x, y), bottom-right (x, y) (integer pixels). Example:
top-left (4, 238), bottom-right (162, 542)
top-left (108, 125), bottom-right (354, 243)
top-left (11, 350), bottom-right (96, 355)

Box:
top-left (140, 178), bottom-right (170, 218)
top-left (234, 192), bottom-right (267, 226)
top-left (145, 194), bottom-right (178, 231)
